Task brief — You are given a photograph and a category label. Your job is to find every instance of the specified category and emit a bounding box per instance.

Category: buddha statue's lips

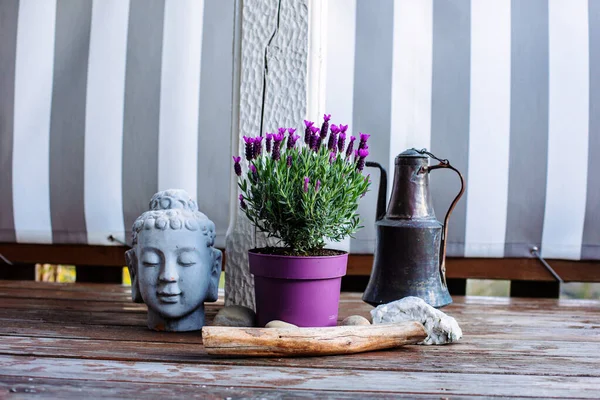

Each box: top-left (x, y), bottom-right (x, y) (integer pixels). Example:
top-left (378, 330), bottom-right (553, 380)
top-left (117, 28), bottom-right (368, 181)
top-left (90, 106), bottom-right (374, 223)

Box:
top-left (157, 290), bottom-right (182, 304)
top-left (157, 290), bottom-right (182, 297)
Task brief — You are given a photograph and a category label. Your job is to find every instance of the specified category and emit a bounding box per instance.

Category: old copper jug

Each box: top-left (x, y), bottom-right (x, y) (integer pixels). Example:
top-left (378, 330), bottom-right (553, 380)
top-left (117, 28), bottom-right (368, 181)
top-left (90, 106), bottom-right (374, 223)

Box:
top-left (363, 148), bottom-right (465, 308)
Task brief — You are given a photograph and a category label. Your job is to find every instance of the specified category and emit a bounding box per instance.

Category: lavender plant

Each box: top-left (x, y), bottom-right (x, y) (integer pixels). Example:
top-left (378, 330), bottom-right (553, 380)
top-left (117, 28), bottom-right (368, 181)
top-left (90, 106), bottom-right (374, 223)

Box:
top-left (233, 115), bottom-right (371, 255)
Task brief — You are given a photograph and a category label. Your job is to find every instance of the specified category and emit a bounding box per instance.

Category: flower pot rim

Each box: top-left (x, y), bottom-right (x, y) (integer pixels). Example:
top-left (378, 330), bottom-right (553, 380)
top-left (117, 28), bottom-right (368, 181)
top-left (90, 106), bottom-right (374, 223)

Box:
top-left (249, 248), bottom-right (348, 280)
top-left (248, 247), bottom-right (348, 260)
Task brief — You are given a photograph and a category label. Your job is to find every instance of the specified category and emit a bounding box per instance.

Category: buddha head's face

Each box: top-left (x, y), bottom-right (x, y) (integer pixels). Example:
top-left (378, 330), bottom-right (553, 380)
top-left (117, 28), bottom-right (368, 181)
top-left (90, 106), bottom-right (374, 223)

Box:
top-left (126, 191), bottom-right (221, 325)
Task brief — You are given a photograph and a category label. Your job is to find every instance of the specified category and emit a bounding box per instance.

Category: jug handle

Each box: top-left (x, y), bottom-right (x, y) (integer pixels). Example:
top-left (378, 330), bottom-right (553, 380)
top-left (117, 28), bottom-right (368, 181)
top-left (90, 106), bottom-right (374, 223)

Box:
top-left (413, 149), bottom-right (466, 288)
top-left (365, 161), bottom-right (387, 221)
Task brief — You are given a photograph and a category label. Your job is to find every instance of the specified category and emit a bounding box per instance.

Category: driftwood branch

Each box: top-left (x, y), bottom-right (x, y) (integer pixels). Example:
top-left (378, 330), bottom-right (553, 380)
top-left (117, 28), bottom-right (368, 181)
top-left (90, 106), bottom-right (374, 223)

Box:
top-left (202, 321), bottom-right (427, 357)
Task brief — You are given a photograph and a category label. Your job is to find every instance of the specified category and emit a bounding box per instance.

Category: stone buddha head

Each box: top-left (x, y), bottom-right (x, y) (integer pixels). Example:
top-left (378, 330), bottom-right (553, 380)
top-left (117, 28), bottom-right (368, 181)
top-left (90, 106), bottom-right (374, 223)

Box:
top-left (125, 189), bottom-right (222, 331)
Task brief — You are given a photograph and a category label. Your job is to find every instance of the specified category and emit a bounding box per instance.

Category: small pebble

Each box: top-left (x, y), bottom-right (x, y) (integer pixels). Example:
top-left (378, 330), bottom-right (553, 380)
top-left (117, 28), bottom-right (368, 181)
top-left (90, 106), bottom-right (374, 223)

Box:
top-left (341, 315), bottom-right (371, 326)
top-left (212, 305), bottom-right (256, 327)
top-left (265, 320), bottom-right (298, 328)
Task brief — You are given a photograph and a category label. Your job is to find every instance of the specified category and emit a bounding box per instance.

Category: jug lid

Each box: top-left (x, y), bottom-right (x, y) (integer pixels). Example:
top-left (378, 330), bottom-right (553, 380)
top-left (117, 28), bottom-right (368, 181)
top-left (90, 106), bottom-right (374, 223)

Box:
top-left (395, 148), bottom-right (428, 164)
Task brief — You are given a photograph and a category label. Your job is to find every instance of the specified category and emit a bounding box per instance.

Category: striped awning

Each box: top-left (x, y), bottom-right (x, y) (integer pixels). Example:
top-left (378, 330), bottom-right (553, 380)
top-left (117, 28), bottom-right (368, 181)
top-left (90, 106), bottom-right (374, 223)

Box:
top-left (0, 0), bottom-right (234, 248)
top-left (0, 0), bottom-right (599, 260)
top-left (323, 0), bottom-right (599, 260)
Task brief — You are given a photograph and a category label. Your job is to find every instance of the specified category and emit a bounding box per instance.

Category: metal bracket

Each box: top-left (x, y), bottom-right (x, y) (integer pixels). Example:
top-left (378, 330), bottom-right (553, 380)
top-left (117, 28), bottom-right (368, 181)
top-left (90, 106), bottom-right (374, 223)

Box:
top-left (0, 252), bottom-right (13, 265)
top-left (530, 246), bottom-right (563, 283)
top-left (107, 235), bottom-right (130, 248)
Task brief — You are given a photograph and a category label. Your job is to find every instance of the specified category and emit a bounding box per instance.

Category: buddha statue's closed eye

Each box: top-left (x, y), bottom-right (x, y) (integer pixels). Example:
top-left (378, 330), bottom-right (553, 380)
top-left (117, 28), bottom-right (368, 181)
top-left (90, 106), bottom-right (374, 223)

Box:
top-left (125, 189), bottom-right (222, 331)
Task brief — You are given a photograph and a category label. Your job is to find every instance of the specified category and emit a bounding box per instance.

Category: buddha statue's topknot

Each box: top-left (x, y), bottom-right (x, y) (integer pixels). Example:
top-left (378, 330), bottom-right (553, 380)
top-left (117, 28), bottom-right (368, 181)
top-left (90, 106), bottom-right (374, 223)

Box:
top-left (131, 189), bottom-right (214, 246)
top-left (149, 189), bottom-right (199, 212)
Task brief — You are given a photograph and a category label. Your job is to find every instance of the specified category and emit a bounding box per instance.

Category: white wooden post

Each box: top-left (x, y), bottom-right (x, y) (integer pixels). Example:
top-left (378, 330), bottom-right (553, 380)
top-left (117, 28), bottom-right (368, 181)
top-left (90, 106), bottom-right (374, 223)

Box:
top-left (225, 0), bottom-right (312, 308)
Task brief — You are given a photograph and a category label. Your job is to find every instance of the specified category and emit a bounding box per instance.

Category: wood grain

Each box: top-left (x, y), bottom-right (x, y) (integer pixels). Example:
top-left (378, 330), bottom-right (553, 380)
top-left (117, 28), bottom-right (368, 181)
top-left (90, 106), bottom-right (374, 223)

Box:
top-left (0, 376), bottom-right (423, 400)
top-left (347, 255), bottom-right (600, 281)
top-left (1, 280), bottom-right (600, 398)
top-left (2, 355), bottom-right (600, 399)
top-left (1, 243), bottom-right (599, 281)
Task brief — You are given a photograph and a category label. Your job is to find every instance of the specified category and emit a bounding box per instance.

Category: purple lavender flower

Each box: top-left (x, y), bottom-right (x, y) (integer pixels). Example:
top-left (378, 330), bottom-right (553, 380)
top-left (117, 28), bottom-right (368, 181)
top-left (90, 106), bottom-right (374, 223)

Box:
top-left (253, 136), bottom-right (263, 157)
top-left (356, 148), bottom-right (369, 171)
top-left (315, 179), bottom-right (321, 192)
top-left (337, 133), bottom-right (346, 153)
top-left (303, 120), bottom-right (314, 144)
top-left (309, 126), bottom-right (321, 151)
top-left (330, 134), bottom-right (339, 152)
top-left (287, 133), bottom-right (300, 150)
top-left (288, 128), bottom-right (296, 135)
top-left (328, 124), bottom-right (339, 151)
top-left (249, 163), bottom-right (258, 179)
top-left (232, 156), bottom-right (242, 176)
top-left (358, 132), bottom-right (370, 150)
top-left (286, 155), bottom-right (292, 168)
top-left (278, 127), bottom-right (286, 136)
top-left (265, 133), bottom-right (273, 152)
top-left (243, 136), bottom-right (255, 161)
top-left (239, 194), bottom-right (247, 209)
top-left (309, 132), bottom-right (319, 151)
top-left (303, 176), bottom-right (310, 193)
top-left (345, 136), bottom-right (356, 158)
top-left (339, 124), bottom-right (348, 134)
top-left (321, 114), bottom-right (331, 139)
top-left (329, 152), bottom-right (337, 164)
top-left (272, 143), bottom-right (281, 161)
top-left (272, 133), bottom-right (284, 161)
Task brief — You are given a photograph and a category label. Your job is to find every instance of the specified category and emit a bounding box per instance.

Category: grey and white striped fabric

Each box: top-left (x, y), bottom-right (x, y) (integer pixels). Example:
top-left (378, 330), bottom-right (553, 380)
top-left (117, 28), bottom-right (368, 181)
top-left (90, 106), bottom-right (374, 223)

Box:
top-left (324, 0), bottom-right (599, 260)
top-left (0, 0), bottom-right (234, 248)
top-left (0, 0), bottom-right (599, 261)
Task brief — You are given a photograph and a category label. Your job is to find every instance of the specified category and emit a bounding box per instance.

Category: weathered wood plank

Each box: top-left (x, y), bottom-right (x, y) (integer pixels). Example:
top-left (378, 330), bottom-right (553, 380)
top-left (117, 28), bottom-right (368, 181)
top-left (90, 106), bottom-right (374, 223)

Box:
top-left (0, 375), bottom-right (436, 400)
top-left (3, 292), bottom-right (598, 319)
top-left (1, 280), bottom-right (600, 398)
top-left (2, 355), bottom-right (600, 398)
top-left (1, 335), bottom-right (599, 378)
top-left (3, 318), bottom-right (599, 349)
top-left (1, 308), bottom-right (598, 345)
top-left (346, 254), bottom-right (600, 282)
top-left (1, 295), bottom-right (598, 342)
top-left (0, 297), bottom-right (148, 313)
top-left (0, 279), bottom-right (131, 292)
top-left (1, 280), bottom-right (597, 311)
top-left (0, 320), bottom-right (204, 344)
top-left (2, 242), bottom-right (599, 281)
top-left (0, 288), bottom-right (133, 302)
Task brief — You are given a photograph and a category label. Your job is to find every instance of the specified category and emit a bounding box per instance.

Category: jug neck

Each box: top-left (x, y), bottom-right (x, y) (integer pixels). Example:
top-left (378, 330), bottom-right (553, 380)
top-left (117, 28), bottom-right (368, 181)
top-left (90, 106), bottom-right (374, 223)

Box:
top-left (387, 156), bottom-right (436, 219)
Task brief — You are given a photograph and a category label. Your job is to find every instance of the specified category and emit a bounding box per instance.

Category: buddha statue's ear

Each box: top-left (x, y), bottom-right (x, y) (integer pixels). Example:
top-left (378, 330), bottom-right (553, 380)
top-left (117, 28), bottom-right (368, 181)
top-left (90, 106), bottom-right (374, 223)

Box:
top-left (206, 248), bottom-right (222, 302)
top-left (125, 249), bottom-right (143, 303)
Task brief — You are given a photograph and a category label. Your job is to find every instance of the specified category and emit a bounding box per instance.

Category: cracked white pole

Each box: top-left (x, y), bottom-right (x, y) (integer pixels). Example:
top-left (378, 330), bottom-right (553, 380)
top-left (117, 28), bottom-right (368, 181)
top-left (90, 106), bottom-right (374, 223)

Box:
top-left (225, 0), bottom-right (311, 308)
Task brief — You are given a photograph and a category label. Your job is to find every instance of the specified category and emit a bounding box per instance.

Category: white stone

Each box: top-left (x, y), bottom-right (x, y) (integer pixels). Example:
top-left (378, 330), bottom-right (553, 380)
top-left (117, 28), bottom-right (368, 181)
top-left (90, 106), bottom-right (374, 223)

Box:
top-left (371, 297), bottom-right (463, 345)
top-left (212, 305), bottom-right (256, 327)
top-left (265, 320), bottom-right (298, 329)
top-left (341, 315), bottom-right (371, 326)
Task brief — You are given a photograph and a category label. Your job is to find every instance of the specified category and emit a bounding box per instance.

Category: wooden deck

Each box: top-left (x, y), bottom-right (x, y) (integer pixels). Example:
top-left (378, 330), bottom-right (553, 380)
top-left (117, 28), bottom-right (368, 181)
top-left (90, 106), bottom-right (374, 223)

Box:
top-left (0, 280), bottom-right (599, 398)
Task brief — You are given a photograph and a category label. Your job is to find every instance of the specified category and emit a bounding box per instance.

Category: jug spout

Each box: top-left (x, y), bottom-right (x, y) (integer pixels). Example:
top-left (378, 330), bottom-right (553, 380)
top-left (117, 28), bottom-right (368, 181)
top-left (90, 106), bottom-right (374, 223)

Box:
top-left (365, 161), bottom-right (387, 221)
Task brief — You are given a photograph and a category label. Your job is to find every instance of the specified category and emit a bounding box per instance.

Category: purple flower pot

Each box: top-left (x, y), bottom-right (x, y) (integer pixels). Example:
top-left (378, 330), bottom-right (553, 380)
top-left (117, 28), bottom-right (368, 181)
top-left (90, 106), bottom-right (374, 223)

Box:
top-left (249, 249), bottom-right (348, 327)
